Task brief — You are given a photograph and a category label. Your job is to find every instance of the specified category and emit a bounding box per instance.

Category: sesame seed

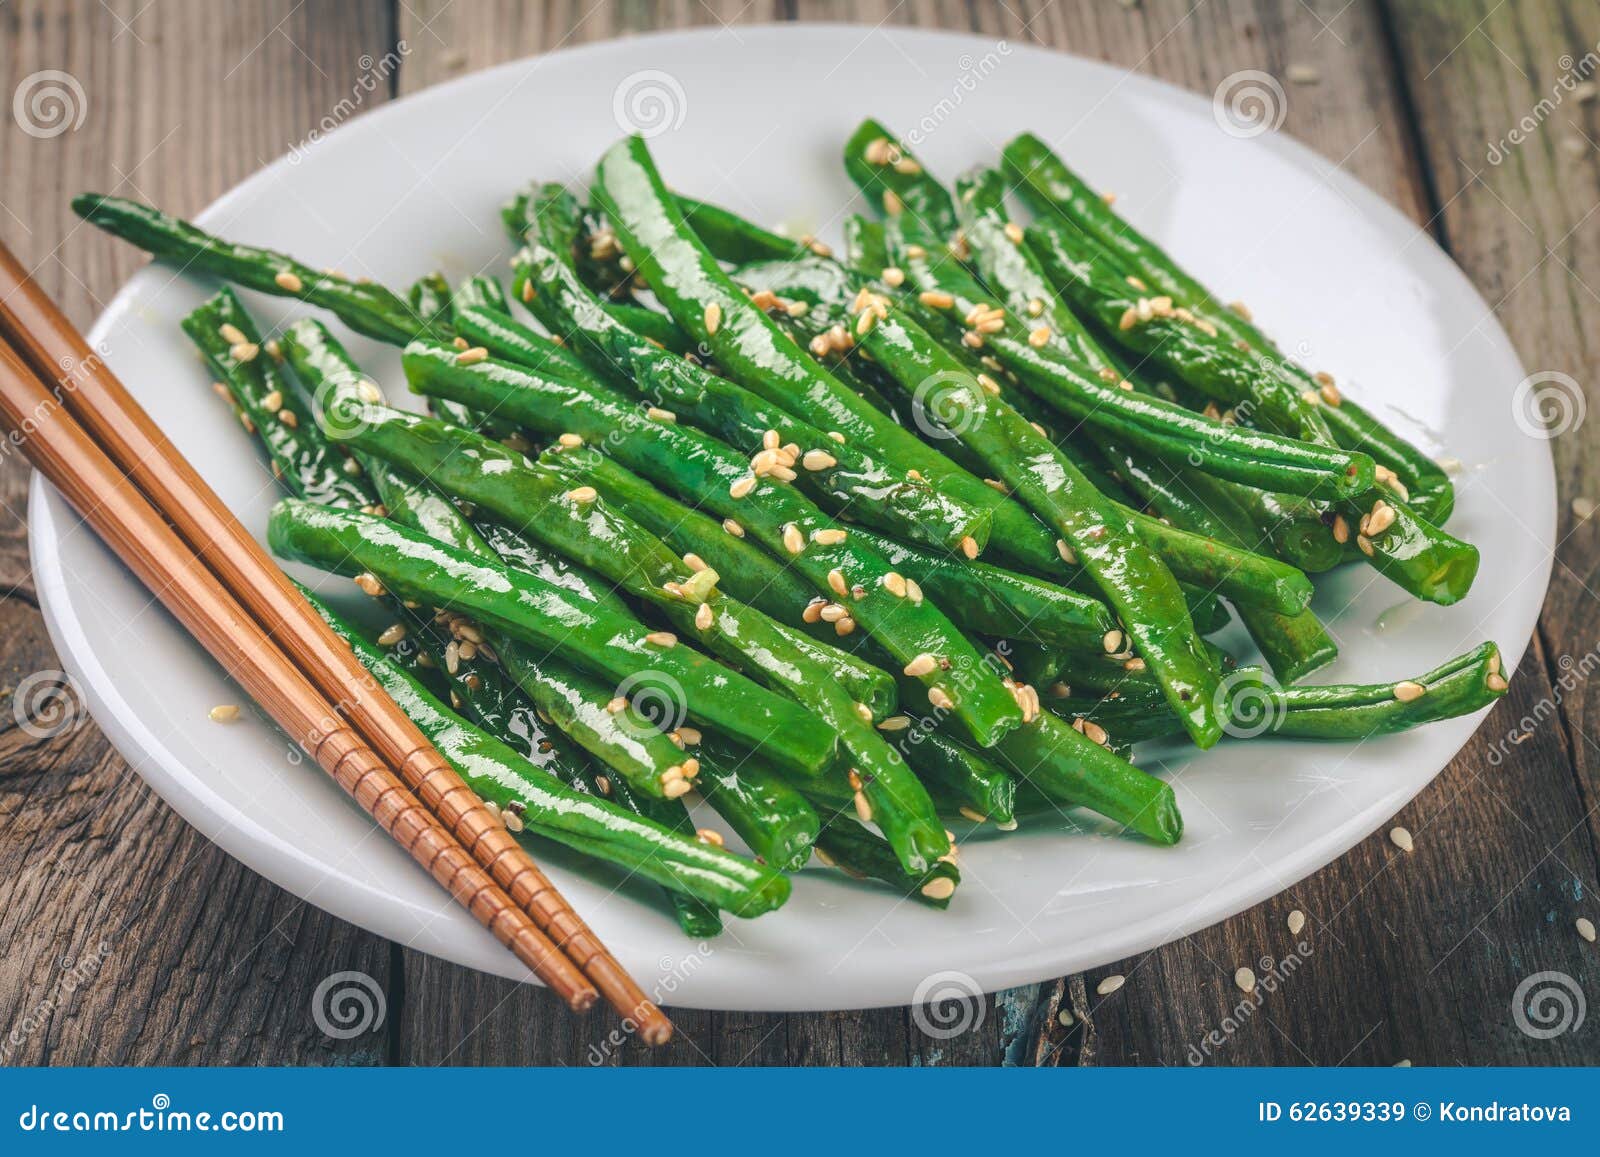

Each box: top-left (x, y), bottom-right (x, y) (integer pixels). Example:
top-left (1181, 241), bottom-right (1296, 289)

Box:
top-left (1118, 307), bottom-right (1138, 331)
top-left (1390, 826), bottom-right (1414, 852)
top-left (977, 373), bottom-right (1001, 396)
top-left (904, 653), bottom-right (938, 678)
top-left (864, 136), bottom-right (892, 165)
top-left (704, 302), bottom-right (722, 335)
top-left (208, 704), bottom-right (240, 722)
top-left (1356, 533), bottom-right (1375, 557)
top-left (695, 828), bottom-right (725, 847)
top-left (1096, 975), bottom-right (1125, 996)
top-left (1028, 325), bottom-right (1051, 348)
top-left (1056, 539), bottom-right (1077, 565)
top-left (959, 535), bottom-right (979, 560)
top-left (1578, 917), bottom-right (1597, 943)
top-left (905, 578), bottom-right (923, 605)
top-left (1124, 657), bottom-right (1146, 672)
top-left (1004, 221), bottom-right (1024, 245)
top-left (854, 702), bottom-right (873, 723)
top-left (781, 523), bottom-right (805, 554)
top-left (354, 573), bottom-right (386, 598)
top-left (1367, 501), bottom-right (1396, 536)
top-left (921, 877), bottom-right (956, 901)
top-left (1234, 967), bottom-right (1257, 994)
top-left (376, 623), bottom-right (407, 647)
top-left (277, 408), bottom-right (298, 428)
top-left (504, 810), bottom-right (525, 833)
top-left (455, 346), bottom-right (489, 366)
top-left (230, 341), bottom-right (260, 363)
top-left (928, 687), bottom-right (954, 710)
top-left (1332, 514), bottom-right (1350, 544)
top-left (723, 518), bottom-right (744, 537)
top-left (729, 476), bottom-right (756, 499)
top-left (1287, 909), bottom-right (1306, 935)
top-left (695, 603), bottom-right (714, 631)
top-left (645, 631), bottom-right (677, 648)
top-left (606, 696), bottom-right (626, 714)
top-left (958, 806), bottom-right (987, 824)
top-left (812, 528), bottom-right (848, 546)
top-left (1393, 680), bottom-right (1426, 702)
top-left (882, 266), bottom-right (905, 287)
top-left (558, 432), bottom-right (584, 449)
top-left (883, 572), bottom-right (908, 598)
top-left (646, 406), bottom-right (676, 423)
top-left (452, 336), bottom-right (469, 351)
top-left (275, 270), bottom-right (304, 293)
top-left (853, 791), bottom-right (874, 823)
top-left (261, 389), bottom-right (283, 413)
top-left (681, 757), bottom-right (700, 779)
top-left (663, 779), bottom-right (692, 799)
top-left (1082, 720), bottom-right (1109, 745)
top-left (883, 189), bottom-right (904, 216)
top-left (918, 290), bottom-right (955, 309)
top-left (521, 280), bottom-right (536, 303)
top-left (1487, 672), bottom-right (1509, 692)
top-left (877, 715), bottom-right (911, 732)
top-left (819, 603), bottom-right (846, 623)
top-left (1102, 629), bottom-right (1124, 654)
top-left (566, 486), bottom-right (598, 503)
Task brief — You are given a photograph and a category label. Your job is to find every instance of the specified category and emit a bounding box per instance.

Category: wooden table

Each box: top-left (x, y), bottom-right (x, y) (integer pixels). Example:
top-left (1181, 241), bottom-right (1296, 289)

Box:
top-left (1, 0), bottom-right (1594, 1067)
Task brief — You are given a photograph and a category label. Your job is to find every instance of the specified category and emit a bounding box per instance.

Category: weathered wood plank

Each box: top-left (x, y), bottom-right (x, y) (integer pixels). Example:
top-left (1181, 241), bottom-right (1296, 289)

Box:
top-left (0, 0), bottom-right (396, 1066)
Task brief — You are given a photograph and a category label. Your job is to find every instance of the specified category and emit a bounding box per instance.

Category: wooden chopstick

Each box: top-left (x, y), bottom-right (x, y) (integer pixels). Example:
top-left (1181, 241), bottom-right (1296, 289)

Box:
top-left (0, 244), bottom-right (670, 1045)
top-left (0, 333), bottom-right (596, 1008)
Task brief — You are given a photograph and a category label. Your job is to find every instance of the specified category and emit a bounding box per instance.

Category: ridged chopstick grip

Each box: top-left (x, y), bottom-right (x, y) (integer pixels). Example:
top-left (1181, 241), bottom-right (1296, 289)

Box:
top-left (0, 335), bottom-right (596, 1012)
top-left (0, 244), bottom-right (666, 1042)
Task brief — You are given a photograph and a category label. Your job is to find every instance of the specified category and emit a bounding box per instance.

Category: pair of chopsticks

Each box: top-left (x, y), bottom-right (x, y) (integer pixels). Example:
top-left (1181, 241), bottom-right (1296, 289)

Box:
top-left (0, 240), bottom-right (670, 1046)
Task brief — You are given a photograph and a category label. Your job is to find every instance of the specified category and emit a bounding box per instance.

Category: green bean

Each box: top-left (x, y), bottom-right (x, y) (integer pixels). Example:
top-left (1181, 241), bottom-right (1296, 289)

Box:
top-left (591, 136), bottom-right (1021, 560)
top-left (1057, 642), bottom-right (1508, 744)
top-left (75, 193), bottom-right (437, 343)
top-left (268, 498), bottom-right (836, 782)
top-left (508, 183), bottom-right (990, 556)
top-left (341, 406), bottom-right (897, 720)
top-left (695, 737), bottom-right (821, 872)
top-left (306, 588), bottom-right (790, 916)
top-left (810, 818), bottom-right (961, 909)
top-left (401, 341), bottom-right (1026, 752)
top-left (1003, 131), bottom-right (1455, 523)
top-left (181, 290), bottom-right (369, 508)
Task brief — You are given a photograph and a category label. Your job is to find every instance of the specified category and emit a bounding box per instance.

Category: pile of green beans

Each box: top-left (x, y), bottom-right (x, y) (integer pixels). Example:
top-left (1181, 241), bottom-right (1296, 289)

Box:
top-left (75, 117), bottom-right (1511, 936)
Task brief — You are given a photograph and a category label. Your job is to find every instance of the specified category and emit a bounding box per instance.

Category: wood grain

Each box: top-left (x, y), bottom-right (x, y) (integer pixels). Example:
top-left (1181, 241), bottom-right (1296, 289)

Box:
top-left (0, 0), bottom-right (398, 1066)
top-left (1, 0), bottom-right (1595, 1067)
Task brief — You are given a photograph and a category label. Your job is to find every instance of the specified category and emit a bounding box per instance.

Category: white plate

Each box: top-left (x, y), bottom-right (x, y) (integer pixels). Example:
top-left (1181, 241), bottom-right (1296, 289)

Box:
top-left (31, 26), bottom-right (1553, 1010)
